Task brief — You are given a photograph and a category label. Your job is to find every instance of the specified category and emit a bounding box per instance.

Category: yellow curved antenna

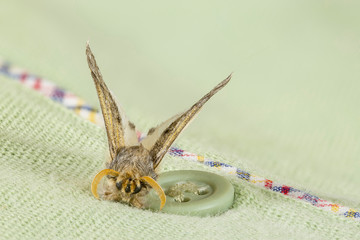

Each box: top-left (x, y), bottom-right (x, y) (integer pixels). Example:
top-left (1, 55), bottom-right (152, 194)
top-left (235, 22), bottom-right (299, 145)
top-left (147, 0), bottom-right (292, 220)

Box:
top-left (91, 169), bottom-right (120, 199)
top-left (141, 176), bottom-right (166, 210)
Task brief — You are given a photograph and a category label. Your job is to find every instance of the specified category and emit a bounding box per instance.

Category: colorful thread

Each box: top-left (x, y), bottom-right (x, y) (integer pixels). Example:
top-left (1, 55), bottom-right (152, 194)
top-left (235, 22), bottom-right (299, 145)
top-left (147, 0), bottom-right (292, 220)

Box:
top-left (0, 60), bottom-right (102, 125)
top-left (0, 59), bottom-right (359, 221)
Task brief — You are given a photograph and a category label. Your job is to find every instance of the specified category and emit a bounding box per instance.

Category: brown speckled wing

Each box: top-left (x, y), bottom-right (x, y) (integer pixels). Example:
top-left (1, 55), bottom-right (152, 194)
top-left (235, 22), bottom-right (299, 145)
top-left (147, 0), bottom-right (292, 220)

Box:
top-left (140, 113), bottom-right (182, 151)
top-left (86, 43), bottom-right (138, 160)
top-left (149, 74), bottom-right (231, 169)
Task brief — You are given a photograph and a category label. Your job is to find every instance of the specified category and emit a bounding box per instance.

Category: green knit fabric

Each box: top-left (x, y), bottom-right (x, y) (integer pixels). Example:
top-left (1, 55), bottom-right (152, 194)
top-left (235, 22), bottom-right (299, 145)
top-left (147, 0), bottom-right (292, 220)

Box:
top-left (0, 76), bottom-right (359, 239)
top-left (1, 0), bottom-right (360, 239)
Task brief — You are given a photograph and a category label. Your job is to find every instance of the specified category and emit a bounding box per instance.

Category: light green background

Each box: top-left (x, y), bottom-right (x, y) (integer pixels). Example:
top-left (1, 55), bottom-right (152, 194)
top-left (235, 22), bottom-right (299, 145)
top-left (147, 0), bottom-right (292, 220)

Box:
top-left (0, 1), bottom-right (360, 239)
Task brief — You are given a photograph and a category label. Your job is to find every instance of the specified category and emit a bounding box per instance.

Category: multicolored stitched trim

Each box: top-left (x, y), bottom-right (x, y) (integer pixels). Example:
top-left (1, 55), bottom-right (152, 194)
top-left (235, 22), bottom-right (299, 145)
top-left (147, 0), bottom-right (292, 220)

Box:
top-left (0, 59), bottom-right (103, 125)
top-left (1, 59), bottom-right (359, 221)
top-left (168, 148), bottom-right (360, 219)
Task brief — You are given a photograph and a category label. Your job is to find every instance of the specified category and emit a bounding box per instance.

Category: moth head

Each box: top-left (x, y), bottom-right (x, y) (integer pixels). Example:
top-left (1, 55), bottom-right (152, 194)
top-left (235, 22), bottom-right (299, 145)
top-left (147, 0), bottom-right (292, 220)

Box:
top-left (111, 173), bottom-right (144, 195)
top-left (91, 169), bottom-right (166, 209)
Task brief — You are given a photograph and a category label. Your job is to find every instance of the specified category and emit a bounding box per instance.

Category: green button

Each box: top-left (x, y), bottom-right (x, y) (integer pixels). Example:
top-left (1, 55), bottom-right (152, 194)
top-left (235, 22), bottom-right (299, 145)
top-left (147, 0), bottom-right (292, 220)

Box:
top-left (145, 170), bottom-right (234, 217)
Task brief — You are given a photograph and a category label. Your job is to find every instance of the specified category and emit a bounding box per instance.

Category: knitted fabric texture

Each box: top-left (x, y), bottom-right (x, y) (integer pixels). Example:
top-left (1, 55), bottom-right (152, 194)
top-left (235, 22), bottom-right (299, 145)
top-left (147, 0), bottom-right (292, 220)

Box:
top-left (2, 60), bottom-right (359, 222)
top-left (0, 71), bottom-right (360, 239)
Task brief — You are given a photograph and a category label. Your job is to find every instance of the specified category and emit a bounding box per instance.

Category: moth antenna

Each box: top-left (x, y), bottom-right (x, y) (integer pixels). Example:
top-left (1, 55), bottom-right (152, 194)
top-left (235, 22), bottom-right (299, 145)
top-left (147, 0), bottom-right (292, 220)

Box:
top-left (91, 169), bottom-right (120, 199)
top-left (140, 176), bottom-right (166, 210)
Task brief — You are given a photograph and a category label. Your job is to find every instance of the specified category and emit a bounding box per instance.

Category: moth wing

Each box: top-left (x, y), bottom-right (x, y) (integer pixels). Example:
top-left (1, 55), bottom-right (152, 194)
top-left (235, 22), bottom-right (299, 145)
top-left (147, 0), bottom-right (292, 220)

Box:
top-left (140, 113), bottom-right (182, 151)
top-left (146, 75), bottom-right (231, 169)
top-left (111, 96), bottom-right (139, 147)
top-left (86, 43), bottom-right (138, 160)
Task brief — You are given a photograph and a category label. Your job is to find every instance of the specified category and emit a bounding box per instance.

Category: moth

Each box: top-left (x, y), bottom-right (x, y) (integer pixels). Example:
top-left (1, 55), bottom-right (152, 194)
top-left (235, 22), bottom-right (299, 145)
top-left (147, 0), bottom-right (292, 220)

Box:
top-left (86, 43), bottom-right (231, 210)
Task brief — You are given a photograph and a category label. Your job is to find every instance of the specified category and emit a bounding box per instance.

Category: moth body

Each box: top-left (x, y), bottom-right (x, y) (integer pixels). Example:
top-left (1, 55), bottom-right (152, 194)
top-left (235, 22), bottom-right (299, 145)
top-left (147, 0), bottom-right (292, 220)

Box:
top-left (103, 145), bottom-right (157, 208)
top-left (86, 42), bottom-right (231, 209)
